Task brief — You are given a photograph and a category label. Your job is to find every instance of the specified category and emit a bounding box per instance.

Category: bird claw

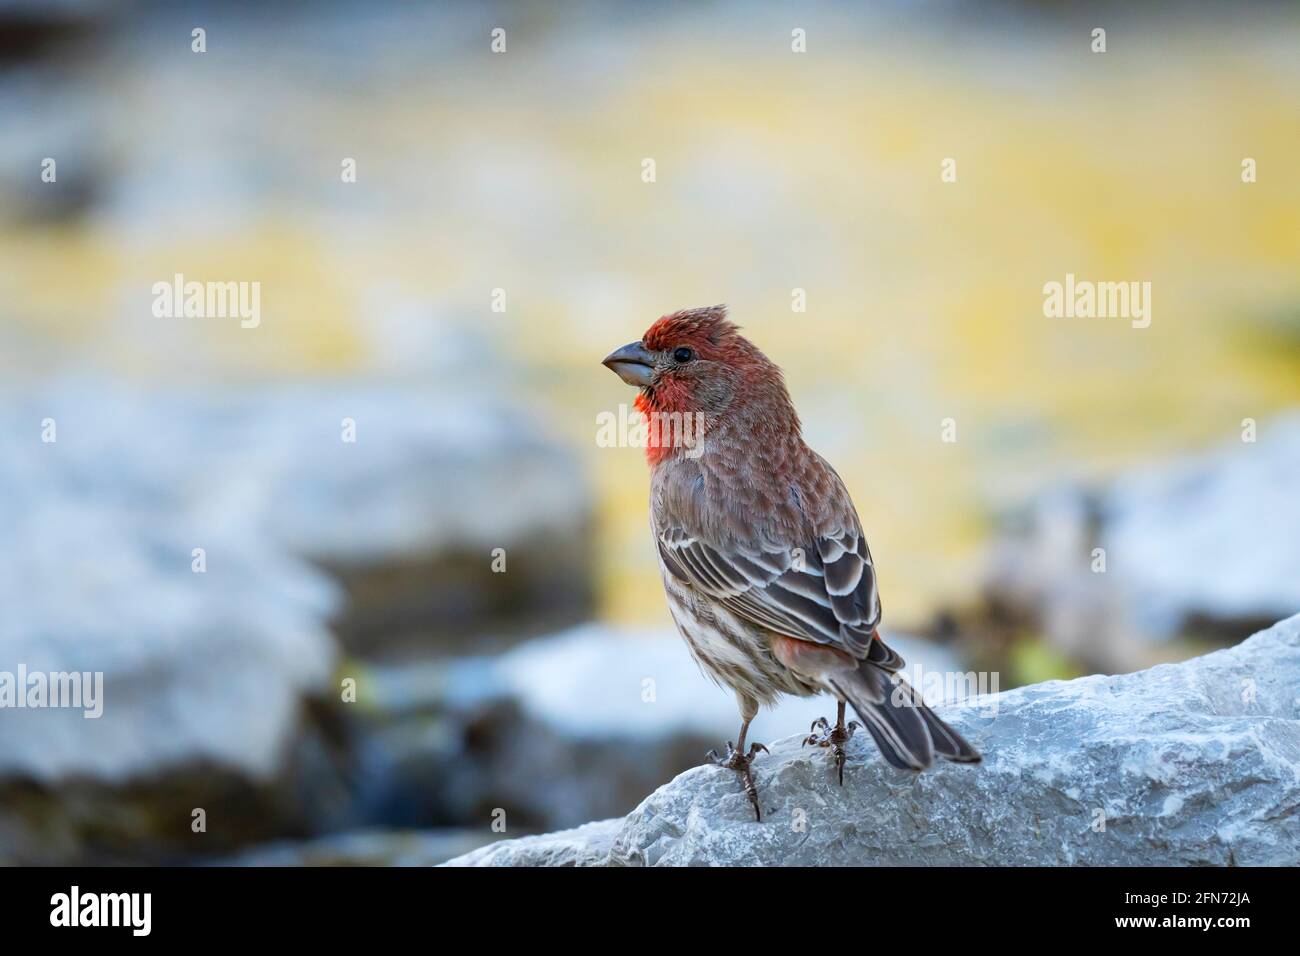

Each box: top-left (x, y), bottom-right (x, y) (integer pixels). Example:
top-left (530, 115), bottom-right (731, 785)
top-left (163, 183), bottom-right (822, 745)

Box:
top-left (708, 739), bottom-right (767, 821)
top-left (803, 716), bottom-right (833, 747)
top-left (806, 715), bottom-right (858, 785)
top-left (706, 741), bottom-right (733, 763)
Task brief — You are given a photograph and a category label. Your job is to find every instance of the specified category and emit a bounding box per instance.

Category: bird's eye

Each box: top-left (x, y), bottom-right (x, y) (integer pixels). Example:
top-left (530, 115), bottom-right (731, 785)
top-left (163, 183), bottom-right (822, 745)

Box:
top-left (673, 347), bottom-right (694, 363)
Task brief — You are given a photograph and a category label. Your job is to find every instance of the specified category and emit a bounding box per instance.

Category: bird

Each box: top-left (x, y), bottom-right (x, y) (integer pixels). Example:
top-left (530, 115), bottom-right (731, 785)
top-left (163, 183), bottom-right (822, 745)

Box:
top-left (602, 305), bottom-right (980, 820)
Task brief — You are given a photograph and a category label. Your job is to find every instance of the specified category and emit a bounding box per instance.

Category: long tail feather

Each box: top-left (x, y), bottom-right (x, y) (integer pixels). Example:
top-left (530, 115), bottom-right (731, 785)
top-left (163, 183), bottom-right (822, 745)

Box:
top-left (918, 699), bottom-right (982, 763)
top-left (830, 662), bottom-right (981, 771)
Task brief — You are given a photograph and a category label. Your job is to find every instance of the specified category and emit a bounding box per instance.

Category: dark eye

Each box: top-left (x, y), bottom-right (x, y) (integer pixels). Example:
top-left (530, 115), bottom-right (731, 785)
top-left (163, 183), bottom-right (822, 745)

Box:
top-left (672, 347), bottom-right (694, 363)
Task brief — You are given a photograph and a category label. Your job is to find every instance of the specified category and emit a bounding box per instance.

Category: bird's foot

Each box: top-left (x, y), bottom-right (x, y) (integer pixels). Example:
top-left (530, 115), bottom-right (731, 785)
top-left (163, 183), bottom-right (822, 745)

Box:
top-left (707, 741), bottom-right (768, 821)
top-left (802, 716), bottom-right (860, 785)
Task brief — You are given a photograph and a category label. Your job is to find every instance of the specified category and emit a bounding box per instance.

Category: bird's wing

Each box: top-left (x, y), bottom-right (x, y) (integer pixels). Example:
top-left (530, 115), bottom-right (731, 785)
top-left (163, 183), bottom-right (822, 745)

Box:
top-left (656, 467), bottom-right (891, 664)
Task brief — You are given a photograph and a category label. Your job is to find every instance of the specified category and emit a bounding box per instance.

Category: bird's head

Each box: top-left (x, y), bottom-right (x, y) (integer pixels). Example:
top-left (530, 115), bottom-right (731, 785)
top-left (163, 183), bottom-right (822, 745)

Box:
top-left (602, 305), bottom-right (799, 462)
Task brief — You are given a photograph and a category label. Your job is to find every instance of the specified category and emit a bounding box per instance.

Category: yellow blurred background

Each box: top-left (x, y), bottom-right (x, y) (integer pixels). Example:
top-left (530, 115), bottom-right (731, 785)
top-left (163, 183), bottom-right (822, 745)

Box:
top-left (4, 4), bottom-right (1297, 633)
top-left (4, 0), bottom-right (1300, 866)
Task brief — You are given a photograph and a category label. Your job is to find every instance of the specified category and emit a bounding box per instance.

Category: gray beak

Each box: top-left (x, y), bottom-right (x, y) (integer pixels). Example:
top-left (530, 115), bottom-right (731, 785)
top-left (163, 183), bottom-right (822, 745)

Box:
top-left (602, 341), bottom-right (656, 387)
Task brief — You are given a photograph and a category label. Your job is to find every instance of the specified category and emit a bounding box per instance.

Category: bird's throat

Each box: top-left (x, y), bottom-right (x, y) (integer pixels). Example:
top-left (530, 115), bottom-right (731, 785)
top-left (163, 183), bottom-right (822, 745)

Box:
top-left (635, 387), bottom-right (704, 467)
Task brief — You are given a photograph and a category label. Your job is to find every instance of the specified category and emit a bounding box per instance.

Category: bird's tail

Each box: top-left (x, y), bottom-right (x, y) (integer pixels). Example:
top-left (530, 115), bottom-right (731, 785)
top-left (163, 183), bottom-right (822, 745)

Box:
top-left (829, 661), bottom-right (981, 771)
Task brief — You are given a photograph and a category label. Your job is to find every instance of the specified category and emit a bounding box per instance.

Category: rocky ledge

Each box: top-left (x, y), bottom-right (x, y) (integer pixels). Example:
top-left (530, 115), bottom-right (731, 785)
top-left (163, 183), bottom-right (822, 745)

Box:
top-left (444, 613), bottom-right (1300, 866)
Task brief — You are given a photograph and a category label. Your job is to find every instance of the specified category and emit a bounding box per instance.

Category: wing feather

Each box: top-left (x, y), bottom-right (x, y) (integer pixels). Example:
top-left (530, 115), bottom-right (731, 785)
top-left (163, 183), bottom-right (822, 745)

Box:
top-left (657, 523), bottom-right (884, 658)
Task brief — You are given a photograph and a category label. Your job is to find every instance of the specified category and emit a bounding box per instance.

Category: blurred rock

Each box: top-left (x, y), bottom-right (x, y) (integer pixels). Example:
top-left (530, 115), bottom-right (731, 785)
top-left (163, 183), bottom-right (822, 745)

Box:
top-left (442, 820), bottom-right (621, 868)
top-left (214, 827), bottom-right (495, 867)
top-left (1101, 416), bottom-right (1300, 636)
top-left (0, 375), bottom-right (592, 861)
top-left (980, 415), bottom-right (1300, 671)
top-left (351, 691), bottom-right (712, 836)
top-left (0, 727), bottom-right (352, 865)
top-left (445, 613), bottom-right (1300, 866)
top-left (0, 499), bottom-right (340, 784)
top-left (0, 413), bottom-right (344, 861)
top-left (465, 623), bottom-right (969, 744)
top-left (256, 381), bottom-right (593, 655)
top-left (1, 379), bottom-right (593, 658)
top-left (978, 487), bottom-right (1146, 674)
top-left (350, 624), bottom-right (971, 834)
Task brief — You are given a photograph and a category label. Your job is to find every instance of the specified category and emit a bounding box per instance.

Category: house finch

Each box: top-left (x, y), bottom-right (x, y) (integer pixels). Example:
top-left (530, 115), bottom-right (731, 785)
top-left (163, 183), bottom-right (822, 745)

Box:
top-left (603, 305), bottom-right (979, 820)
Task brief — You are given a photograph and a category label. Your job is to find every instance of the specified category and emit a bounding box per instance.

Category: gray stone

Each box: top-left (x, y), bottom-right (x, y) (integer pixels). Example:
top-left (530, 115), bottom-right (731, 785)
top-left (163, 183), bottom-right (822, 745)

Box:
top-left (0, 373), bottom-right (591, 861)
top-left (442, 820), bottom-right (623, 867)
top-left (443, 614), bottom-right (1300, 866)
top-left (215, 828), bottom-right (497, 867)
top-left (983, 415), bottom-right (1300, 670)
top-left (1102, 414), bottom-right (1300, 636)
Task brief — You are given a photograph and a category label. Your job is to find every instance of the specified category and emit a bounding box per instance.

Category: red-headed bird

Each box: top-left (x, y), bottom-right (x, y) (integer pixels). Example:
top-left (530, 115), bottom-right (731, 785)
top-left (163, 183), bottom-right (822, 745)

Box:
top-left (603, 305), bottom-right (980, 820)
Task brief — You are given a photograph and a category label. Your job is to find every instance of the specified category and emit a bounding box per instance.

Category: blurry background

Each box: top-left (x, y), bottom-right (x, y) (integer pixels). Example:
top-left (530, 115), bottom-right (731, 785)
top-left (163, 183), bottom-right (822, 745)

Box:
top-left (1, 0), bottom-right (1297, 864)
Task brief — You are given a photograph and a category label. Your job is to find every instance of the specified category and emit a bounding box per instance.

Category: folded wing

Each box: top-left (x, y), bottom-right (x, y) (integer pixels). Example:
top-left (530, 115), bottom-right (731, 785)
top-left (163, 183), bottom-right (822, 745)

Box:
top-left (656, 522), bottom-right (887, 663)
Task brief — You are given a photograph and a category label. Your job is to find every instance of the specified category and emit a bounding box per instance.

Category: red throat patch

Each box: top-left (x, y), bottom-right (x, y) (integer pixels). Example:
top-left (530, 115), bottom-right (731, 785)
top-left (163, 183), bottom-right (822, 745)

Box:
top-left (635, 386), bottom-right (702, 466)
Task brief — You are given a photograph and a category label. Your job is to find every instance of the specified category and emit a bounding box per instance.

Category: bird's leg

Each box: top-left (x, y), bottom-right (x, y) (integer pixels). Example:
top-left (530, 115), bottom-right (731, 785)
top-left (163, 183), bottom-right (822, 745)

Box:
top-left (802, 699), bottom-right (860, 785)
top-left (707, 714), bottom-right (768, 821)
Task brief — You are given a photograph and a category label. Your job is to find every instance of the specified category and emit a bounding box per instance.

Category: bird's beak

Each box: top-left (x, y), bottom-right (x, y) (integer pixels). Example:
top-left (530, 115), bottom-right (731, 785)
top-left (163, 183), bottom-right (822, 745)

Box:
top-left (602, 341), bottom-right (656, 387)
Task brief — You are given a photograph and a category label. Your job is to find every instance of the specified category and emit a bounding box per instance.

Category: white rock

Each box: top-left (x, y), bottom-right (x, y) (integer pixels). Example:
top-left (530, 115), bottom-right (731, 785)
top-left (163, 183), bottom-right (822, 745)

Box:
top-left (1102, 413), bottom-right (1300, 635)
top-left (0, 376), bottom-right (584, 782)
top-left (0, 469), bottom-right (337, 783)
top-left (444, 613), bottom-right (1300, 866)
top-left (442, 820), bottom-right (623, 868)
top-left (988, 415), bottom-right (1300, 658)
